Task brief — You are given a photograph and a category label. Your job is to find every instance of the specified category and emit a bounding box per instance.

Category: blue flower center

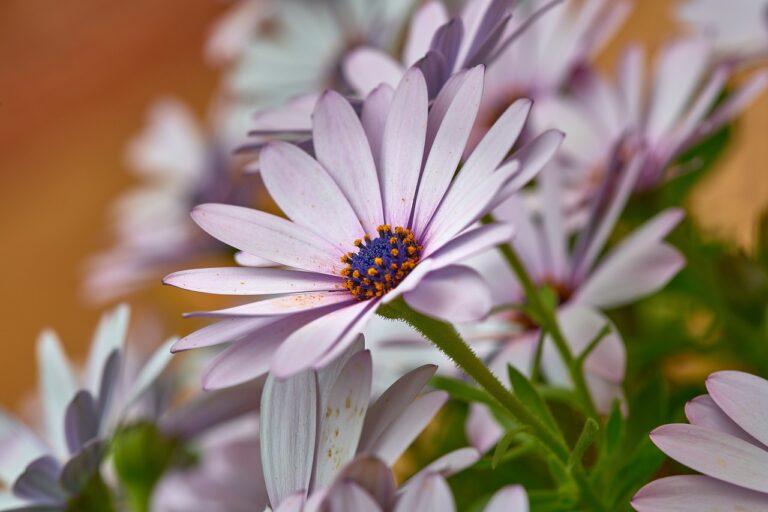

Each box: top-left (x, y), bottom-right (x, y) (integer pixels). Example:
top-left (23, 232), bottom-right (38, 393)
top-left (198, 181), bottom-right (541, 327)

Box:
top-left (340, 225), bottom-right (422, 300)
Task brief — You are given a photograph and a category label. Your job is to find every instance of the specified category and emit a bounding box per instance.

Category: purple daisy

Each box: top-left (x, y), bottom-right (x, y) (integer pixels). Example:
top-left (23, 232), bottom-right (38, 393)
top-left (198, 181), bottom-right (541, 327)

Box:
top-left (164, 66), bottom-right (563, 383)
top-left (633, 370), bottom-right (768, 511)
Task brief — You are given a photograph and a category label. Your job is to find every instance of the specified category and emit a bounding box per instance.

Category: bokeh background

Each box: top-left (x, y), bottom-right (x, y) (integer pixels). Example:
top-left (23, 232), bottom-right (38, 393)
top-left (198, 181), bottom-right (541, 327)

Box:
top-left (1, 0), bottom-right (766, 411)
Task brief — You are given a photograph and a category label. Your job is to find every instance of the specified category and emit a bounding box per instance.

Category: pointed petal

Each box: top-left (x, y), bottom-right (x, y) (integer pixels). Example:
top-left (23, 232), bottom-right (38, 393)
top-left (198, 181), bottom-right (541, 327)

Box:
top-left (260, 370), bottom-right (317, 506)
top-left (632, 475), bottom-right (768, 512)
top-left (685, 395), bottom-right (759, 446)
top-left (381, 68), bottom-right (428, 227)
top-left (188, 291), bottom-right (353, 318)
top-left (171, 317), bottom-right (275, 352)
top-left (404, 265), bottom-right (491, 322)
top-left (404, 1), bottom-right (450, 66)
top-left (486, 485), bottom-right (529, 512)
top-left (191, 204), bottom-right (342, 275)
top-left (85, 304), bottom-right (129, 394)
top-left (260, 141), bottom-right (364, 249)
top-left (368, 391), bottom-right (447, 466)
top-left (330, 456), bottom-right (396, 510)
top-left (163, 267), bottom-right (341, 295)
top-left (706, 371), bottom-right (768, 448)
top-left (12, 456), bottom-right (66, 506)
top-left (313, 91), bottom-right (384, 235)
top-left (314, 350), bottom-right (373, 488)
top-left (36, 330), bottom-right (77, 459)
top-left (650, 424), bottom-right (768, 493)
top-left (64, 391), bottom-right (99, 455)
top-left (361, 85), bottom-right (394, 171)
top-left (395, 473), bottom-right (455, 512)
top-left (343, 48), bottom-right (404, 97)
top-left (327, 481), bottom-right (383, 512)
top-left (412, 66), bottom-right (484, 236)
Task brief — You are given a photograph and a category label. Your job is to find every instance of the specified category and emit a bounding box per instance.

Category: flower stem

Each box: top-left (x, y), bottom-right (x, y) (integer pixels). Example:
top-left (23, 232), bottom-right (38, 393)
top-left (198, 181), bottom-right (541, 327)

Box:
top-left (496, 242), bottom-right (600, 420)
top-left (377, 300), bottom-right (606, 511)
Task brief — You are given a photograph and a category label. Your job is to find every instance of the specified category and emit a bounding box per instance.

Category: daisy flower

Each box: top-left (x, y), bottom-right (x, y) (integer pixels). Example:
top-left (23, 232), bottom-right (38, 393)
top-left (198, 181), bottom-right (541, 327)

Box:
top-left (533, 38), bottom-right (768, 194)
top-left (225, 0), bottom-right (415, 106)
top-left (152, 339), bottom-right (478, 511)
top-left (461, 157), bottom-right (683, 450)
top-left (0, 306), bottom-right (174, 509)
top-left (676, 0), bottom-right (768, 63)
top-left (633, 370), bottom-right (768, 511)
top-left (164, 66), bottom-right (563, 383)
top-left (85, 97), bottom-right (259, 302)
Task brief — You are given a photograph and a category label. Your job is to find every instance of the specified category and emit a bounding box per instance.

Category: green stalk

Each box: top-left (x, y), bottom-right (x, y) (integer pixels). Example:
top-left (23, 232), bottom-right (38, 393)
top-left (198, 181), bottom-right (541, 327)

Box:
top-left (378, 300), bottom-right (606, 511)
top-left (497, 242), bottom-right (600, 420)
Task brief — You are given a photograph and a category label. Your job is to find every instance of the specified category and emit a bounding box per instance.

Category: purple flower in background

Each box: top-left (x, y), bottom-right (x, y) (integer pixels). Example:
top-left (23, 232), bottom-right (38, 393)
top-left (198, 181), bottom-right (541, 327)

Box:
top-left (676, 0), bottom-right (768, 63)
top-left (0, 306), bottom-right (173, 509)
top-left (164, 66), bottom-right (562, 383)
top-left (463, 156), bottom-right (684, 450)
top-left (633, 371), bottom-right (768, 511)
top-left (85, 98), bottom-right (259, 303)
top-left (533, 38), bottom-right (768, 195)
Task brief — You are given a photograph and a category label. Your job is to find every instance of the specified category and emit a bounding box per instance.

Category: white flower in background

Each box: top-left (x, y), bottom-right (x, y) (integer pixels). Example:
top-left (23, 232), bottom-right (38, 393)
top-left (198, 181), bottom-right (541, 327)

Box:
top-left (676, 0), bottom-right (768, 62)
top-left (0, 306), bottom-right (174, 509)
top-left (85, 98), bottom-right (260, 302)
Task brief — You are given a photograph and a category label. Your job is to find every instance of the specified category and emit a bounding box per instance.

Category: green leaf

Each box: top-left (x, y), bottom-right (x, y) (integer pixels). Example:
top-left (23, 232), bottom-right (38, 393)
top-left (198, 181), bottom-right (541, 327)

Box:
top-left (431, 376), bottom-right (497, 407)
top-left (604, 400), bottom-right (624, 455)
top-left (567, 418), bottom-right (599, 469)
top-left (491, 426), bottom-right (530, 469)
top-left (506, 364), bottom-right (560, 434)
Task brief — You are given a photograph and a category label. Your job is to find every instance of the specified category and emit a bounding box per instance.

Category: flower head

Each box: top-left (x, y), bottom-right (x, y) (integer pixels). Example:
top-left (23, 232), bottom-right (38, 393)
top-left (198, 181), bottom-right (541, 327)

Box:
top-left (633, 370), bottom-right (768, 511)
top-left (165, 66), bottom-right (562, 383)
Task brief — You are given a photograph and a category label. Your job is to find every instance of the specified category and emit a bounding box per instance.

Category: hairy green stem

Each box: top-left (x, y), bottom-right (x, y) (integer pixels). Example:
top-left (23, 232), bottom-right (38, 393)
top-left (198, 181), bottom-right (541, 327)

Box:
top-left (378, 300), bottom-right (606, 511)
top-left (496, 242), bottom-right (600, 420)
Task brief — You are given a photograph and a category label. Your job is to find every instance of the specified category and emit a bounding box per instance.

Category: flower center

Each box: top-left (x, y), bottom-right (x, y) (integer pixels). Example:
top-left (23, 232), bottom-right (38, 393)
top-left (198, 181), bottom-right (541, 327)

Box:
top-left (340, 224), bottom-right (422, 300)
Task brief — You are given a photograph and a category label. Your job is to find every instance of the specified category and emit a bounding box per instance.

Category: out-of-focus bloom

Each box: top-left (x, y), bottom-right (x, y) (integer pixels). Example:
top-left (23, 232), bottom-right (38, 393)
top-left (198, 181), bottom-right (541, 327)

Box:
top-left (0, 306), bottom-right (173, 509)
top-left (534, 38), bottom-right (768, 193)
top-left (463, 156), bottom-right (685, 450)
top-left (85, 98), bottom-right (258, 303)
top-left (164, 67), bottom-right (562, 383)
top-left (225, 0), bottom-right (415, 106)
top-left (152, 339), bottom-right (477, 511)
top-left (676, 0), bottom-right (768, 62)
top-left (633, 370), bottom-right (768, 511)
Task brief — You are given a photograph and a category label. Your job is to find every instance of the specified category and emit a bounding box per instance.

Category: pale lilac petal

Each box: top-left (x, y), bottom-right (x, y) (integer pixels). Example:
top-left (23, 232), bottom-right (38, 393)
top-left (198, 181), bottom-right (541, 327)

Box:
top-left (575, 209), bottom-right (685, 308)
top-left (486, 485), bottom-right (530, 512)
top-left (343, 48), bottom-right (405, 97)
top-left (404, 448), bottom-right (480, 485)
top-left (685, 395), bottom-right (760, 446)
top-left (314, 350), bottom-right (373, 488)
top-left (316, 335), bottom-right (366, 413)
top-left (650, 424), bottom-right (768, 492)
top-left (498, 129), bottom-right (565, 199)
top-left (412, 66), bottom-right (484, 236)
top-left (126, 337), bottom-right (175, 406)
top-left (359, 365), bottom-right (437, 452)
top-left (327, 482), bottom-right (383, 512)
top-left (539, 165), bottom-right (568, 281)
top-left (260, 371), bottom-right (317, 506)
top-left (395, 473), bottom-right (455, 512)
top-left (428, 19), bottom-right (463, 74)
top-left (368, 391), bottom-right (448, 466)
top-left (424, 222), bottom-right (514, 268)
top-left (330, 456), bottom-right (395, 510)
top-left (466, 403), bottom-right (503, 453)
top-left (632, 475), bottom-right (768, 512)
top-left (260, 141), bottom-right (365, 249)
top-left (0, 412), bottom-right (47, 484)
top-left (192, 204), bottom-right (342, 275)
top-left (381, 68), bottom-right (428, 227)
top-left (361, 85), bottom-right (394, 170)
top-left (202, 334), bottom-right (283, 390)
top-left (188, 291), bottom-right (353, 318)
top-left (85, 304), bottom-right (129, 394)
top-left (404, 265), bottom-right (492, 323)
top-left (618, 45), bottom-right (643, 125)
top-left (164, 267), bottom-right (341, 295)
top-left (37, 330), bottom-right (77, 459)
top-left (404, 1), bottom-right (450, 66)
top-left (458, 99), bottom-right (532, 193)
top-left (309, 305), bottom-right (378, 371)
top-left (646, 38), bottom-right (711, 144)
top-left (172, 317), bottom-right (276, 352)
top-left (313, 91), bottom-right (384, 235)
top-left (706, 371), bottom-right (768, 448)
top-left (275, 492), bottom-right (306, 512)
top-left (64, 391), bottom-right (99, 455)
top-left (234, 252), bottom-right (275, 267)
top-left (270, 302), bottom-right (374, 379)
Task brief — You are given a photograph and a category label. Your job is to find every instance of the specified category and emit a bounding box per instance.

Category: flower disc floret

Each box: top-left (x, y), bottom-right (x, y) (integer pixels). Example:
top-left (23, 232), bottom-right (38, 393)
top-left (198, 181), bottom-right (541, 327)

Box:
top-left (340, 224), bottom-right (422, 300)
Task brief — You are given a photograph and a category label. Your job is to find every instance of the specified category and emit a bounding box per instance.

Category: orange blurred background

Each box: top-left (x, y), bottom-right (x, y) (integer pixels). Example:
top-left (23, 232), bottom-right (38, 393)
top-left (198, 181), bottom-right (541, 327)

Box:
top-left (0, 0), bottom-right (766, 411)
